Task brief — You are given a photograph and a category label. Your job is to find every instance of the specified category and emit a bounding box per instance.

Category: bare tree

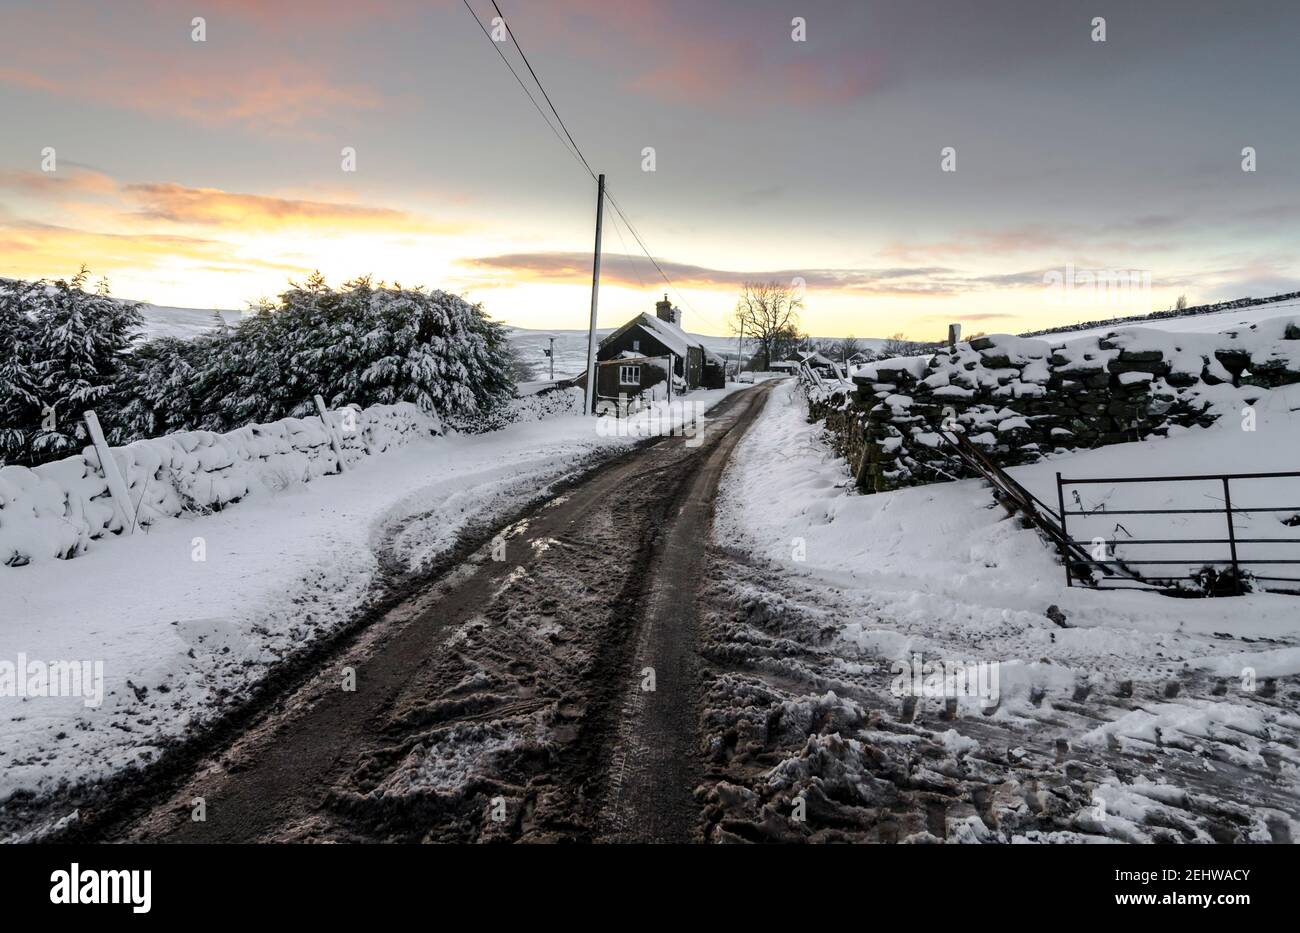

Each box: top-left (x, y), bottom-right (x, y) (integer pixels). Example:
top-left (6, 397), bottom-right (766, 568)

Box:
top-left (732, 281), bottom-right (803, 370)
top-left (839, 334), bottom-right (861, 363)
top-left (879, 331), bottom-right (926, 359)
top-left (504, 341), bottom-right (537, 382)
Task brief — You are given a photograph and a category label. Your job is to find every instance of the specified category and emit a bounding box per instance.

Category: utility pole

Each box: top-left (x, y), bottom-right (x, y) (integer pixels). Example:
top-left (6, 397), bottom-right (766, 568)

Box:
top-left (547, 336), bottom-right (555, 381)
top-left (735, 320), bottom-right (745, 379)
top-left (583, 173), bottom-right (605, 415)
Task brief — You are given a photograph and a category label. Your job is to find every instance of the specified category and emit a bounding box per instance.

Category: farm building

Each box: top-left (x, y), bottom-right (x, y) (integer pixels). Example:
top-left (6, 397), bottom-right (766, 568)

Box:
top-left (598, 296), bottom-right (727, 391)
top-left (567, 353), bottom-right (673, 410)
top-left (796, 350), bottom-right (841, 376)
top-left (771, 351), bottom-right (840, 377)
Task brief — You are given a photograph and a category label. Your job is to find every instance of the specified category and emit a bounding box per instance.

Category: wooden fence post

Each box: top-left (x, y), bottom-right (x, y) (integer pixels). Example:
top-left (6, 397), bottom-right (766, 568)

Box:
top-left (313, 394), bottom-right (348, 473)
top-left (82, 409), bottom-right (134, 535)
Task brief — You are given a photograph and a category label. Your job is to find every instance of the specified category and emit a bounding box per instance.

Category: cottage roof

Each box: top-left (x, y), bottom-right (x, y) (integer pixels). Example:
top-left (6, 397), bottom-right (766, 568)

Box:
top-left (602, 311), bottom-right (725, 365)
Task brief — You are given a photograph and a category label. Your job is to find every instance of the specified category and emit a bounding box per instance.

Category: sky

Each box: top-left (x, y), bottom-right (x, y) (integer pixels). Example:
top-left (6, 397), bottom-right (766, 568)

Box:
top-left (1, 0), bottom-right (1298, 339)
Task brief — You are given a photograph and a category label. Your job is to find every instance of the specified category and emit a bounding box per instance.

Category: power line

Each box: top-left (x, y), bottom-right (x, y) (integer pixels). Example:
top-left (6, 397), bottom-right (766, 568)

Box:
top-left (489, 0), bottom-right (597, 182)
top-left (604, 209), bottom-right (647, 291)
top-left (468, 1), bottom-right (727, 334)
top-left (605, 185), bottom-right (727, 334)
top-left (459, 0), bottom-right (584, 169)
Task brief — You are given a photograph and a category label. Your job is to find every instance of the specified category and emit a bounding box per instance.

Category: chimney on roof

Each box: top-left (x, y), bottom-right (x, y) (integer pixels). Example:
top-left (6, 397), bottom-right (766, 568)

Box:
top-left (655, 293), bottom-right (681, 326)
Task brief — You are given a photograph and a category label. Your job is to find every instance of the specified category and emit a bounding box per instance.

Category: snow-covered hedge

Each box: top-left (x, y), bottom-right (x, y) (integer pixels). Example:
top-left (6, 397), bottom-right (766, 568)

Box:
top-left (2, 273), bottom-right (513, 469)
top-left (0, 402), bottom-right (439, 566)
top-left (507, 386), bottom-right (583, 422)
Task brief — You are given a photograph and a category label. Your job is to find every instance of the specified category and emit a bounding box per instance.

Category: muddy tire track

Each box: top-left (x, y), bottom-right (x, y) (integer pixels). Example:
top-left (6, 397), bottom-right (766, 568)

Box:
top-left (87, 384), bottom-right (776, 843)
top-left (695, 550), bottom-right (1300, 844)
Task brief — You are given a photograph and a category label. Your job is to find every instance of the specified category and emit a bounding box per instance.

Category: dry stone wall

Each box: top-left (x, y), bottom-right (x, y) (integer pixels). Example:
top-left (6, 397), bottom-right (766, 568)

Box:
top-left (0, 402), bottom-right (440, 566)
top-left (808, 315), bottom-right (1300, 493)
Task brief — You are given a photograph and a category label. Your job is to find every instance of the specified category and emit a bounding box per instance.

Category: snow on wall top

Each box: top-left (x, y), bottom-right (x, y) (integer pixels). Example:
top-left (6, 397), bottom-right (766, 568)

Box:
top-left (0, 402), bottom-right (439, 567)
top-left (854, 314), bottom-right (1300, 386)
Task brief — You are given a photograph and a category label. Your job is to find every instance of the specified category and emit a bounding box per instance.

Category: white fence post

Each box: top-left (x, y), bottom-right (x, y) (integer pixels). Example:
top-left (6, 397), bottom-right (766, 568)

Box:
top-left (313, 394), bottom-right (348, 473)
top-left (82, 409), bottom-right (134, 535)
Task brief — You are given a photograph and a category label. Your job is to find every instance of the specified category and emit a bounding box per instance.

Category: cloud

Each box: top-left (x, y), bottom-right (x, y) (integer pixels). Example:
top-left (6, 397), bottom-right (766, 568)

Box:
top-left (883, 226), bottom-right (1074, 261)
top-left (148, 0), bottom-right (417, 29)
top-left (121, 183), bottom-right (450, 232)
top-left (0, 220), bottom-right (305, 279)
top-left (918, 311), bottom-right (1016, 323)
top-left (0, 62), bottom-right (382, 133)
top-left (0, 5), bottom-right (387, 132)
top-left (459, 252), bottom-right (1055, 297)
top-left (514, 0), bottom-right (884, 108)
top-left (0, 169), bottom-right (458, 236)
top-left (0, 166), bottom-right (118, 196)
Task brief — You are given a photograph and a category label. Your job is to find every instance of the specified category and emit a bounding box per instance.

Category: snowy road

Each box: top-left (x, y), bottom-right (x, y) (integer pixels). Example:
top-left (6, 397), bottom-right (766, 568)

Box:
top-left (72, 383), bottom-right (779, 842)
top-left (18, 377), bottom-right (1295, 844)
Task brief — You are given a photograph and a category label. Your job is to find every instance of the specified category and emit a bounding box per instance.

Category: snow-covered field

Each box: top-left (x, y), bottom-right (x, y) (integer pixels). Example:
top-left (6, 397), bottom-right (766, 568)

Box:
top-left (710, 379), bottom-right (1300, 841)
top-left (133, 304), bottom-right (244, 339)
top-left (1036, 296), bottom-right (1300, 343)
top-left (1, 387), bottom-right (740, 809)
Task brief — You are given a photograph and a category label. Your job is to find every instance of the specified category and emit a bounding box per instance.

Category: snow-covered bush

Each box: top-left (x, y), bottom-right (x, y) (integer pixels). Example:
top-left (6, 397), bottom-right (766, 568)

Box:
top-left (110, 336), bottom-right (206, 441)
top-left (114, 274), bottom-right (514, 438)
top-left (0, 270), bottom-right (141, 467)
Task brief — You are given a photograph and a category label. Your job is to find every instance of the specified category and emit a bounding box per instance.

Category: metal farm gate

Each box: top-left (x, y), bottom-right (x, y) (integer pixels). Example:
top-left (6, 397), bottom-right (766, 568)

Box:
top-left (1055, 470), bottom-right (1300, 594)
top-left (938, 430), bottom-right (1300, 596)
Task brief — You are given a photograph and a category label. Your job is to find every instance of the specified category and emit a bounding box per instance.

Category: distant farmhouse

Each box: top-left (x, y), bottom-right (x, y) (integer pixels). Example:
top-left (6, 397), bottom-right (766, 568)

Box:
top-left (774, 350), bottom-right (841, 377)
top-left (595, 296), bottom-right (727, 398)
top-left (798, 350), bottom-right (839, 374)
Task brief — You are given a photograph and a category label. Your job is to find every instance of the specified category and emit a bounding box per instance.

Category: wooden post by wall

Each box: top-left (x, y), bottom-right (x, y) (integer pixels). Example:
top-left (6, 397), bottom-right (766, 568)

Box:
top-left (82, 409), bottom-right (135, 535)
top-left (314, 394), bottom-right (349, 473)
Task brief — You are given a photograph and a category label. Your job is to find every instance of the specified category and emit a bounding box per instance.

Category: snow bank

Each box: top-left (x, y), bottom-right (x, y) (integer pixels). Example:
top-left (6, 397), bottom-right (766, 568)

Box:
top-left (708, 380), bottom-right (1300, 843)
top-left (718, 381), bottom-right (1300, 698)
top-left (0, 402), bottom-right (439, 567)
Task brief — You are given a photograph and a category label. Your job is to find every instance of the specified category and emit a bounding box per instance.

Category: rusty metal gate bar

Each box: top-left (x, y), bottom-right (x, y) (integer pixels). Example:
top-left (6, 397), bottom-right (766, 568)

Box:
top-left (1055, 469), bottom-right (1300, 594)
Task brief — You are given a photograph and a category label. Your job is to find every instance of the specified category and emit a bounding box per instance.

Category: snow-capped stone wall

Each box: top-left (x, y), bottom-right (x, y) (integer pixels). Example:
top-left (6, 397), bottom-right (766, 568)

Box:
top-left (0, 402), bottom-right (440, 566)
top-left (812, 315), bottom-right (1300, 493)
